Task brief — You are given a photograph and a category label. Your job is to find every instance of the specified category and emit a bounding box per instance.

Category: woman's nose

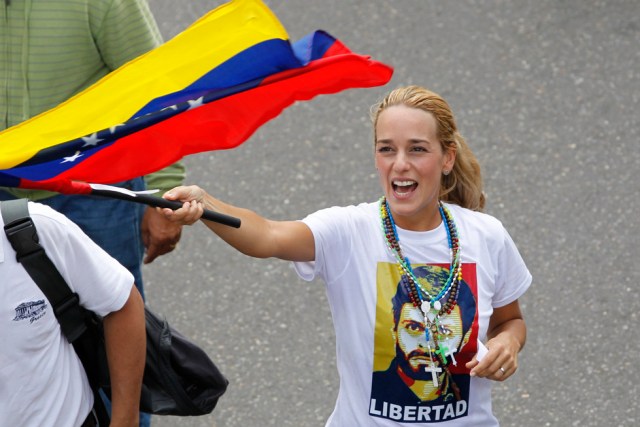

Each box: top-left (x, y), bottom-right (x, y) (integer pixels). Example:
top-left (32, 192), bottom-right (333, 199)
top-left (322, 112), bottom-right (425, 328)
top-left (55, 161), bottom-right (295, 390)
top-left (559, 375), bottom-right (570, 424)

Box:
top-left (393, 152), bottom-right (410, 171)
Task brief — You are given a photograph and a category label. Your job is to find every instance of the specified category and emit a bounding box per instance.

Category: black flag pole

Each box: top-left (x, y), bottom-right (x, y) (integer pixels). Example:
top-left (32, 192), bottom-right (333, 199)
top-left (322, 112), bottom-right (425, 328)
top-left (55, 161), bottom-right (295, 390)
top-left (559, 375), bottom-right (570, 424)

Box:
top-left (89, 184), bottom-right (241, 228)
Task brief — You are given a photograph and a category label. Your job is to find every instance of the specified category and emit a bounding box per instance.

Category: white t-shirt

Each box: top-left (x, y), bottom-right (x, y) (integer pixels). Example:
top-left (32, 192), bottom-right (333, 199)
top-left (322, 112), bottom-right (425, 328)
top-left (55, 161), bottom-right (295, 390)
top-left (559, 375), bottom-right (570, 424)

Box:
top-left (0, 202), bottom-right (134, 427)
top-left (294, 201), bottom-right (531, 426)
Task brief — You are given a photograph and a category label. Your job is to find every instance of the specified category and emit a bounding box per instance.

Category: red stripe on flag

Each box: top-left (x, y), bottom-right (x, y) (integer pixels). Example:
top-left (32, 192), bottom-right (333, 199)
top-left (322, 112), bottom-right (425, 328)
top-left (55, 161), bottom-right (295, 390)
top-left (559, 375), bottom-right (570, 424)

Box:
top-left (50, 54), bottom-right (392, 188)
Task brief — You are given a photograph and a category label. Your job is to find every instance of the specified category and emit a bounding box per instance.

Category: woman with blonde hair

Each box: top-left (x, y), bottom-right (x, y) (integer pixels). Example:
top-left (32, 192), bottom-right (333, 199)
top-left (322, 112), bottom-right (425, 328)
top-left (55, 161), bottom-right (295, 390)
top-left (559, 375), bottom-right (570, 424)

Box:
top-left (162, 85), bottom-right (531, 426)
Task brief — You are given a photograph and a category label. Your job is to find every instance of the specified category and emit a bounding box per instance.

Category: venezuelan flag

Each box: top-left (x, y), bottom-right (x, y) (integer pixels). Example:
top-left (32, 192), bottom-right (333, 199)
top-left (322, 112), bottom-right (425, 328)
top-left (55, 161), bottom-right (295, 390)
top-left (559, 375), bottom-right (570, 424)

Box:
top-left (0, 0), bottom-right (392, 195)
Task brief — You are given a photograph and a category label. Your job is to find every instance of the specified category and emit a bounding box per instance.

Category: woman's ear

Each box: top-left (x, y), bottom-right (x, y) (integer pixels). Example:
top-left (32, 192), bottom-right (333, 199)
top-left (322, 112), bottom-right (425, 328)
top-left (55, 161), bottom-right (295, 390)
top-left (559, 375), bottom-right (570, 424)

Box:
top-left (443, 145), bottom-right (457, 173)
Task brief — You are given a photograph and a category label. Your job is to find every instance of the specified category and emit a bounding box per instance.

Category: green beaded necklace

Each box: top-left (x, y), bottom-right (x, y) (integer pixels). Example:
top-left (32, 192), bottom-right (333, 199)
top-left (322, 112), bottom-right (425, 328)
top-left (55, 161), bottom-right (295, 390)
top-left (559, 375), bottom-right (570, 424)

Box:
top-left (379, 196), bottom-right (462, 313)
top-left (379, 196), bottom-right (463, 395)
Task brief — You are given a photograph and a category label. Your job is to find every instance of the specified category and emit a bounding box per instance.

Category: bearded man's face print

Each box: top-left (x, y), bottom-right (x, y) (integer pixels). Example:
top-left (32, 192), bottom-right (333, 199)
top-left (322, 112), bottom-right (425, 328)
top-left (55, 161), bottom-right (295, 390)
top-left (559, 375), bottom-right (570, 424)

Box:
top-left (393, 300), bottom-right (466, 383)
top-left (370, 263), bottom-right (478, 423)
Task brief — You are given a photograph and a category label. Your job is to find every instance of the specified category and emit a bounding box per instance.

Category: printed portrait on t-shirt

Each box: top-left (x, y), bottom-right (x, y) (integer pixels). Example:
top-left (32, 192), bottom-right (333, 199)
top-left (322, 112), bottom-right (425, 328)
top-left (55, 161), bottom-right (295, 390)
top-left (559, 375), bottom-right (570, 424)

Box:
top-left (370, 263), bottom-right (479, 423)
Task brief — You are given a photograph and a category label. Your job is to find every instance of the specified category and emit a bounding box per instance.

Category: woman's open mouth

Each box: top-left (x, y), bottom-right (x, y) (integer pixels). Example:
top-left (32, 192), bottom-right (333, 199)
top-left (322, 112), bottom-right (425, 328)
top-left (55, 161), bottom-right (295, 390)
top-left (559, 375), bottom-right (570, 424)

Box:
top-left (393, 180), bottom-right (418, 196)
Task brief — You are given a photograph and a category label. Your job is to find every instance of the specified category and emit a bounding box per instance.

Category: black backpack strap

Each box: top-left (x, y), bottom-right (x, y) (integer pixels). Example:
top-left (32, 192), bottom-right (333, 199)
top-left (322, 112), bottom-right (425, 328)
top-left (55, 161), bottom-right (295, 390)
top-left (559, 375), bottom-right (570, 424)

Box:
top-left (1, 199), bottom-right (88, 342)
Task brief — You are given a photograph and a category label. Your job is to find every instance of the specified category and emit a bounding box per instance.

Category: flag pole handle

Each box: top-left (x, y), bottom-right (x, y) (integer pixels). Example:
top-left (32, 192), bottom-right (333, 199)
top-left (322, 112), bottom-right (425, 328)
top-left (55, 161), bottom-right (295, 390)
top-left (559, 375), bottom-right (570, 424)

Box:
top-left (91, 189), bottom-right (241, 228)
top-left (135, 193), bottom-right (241, 228)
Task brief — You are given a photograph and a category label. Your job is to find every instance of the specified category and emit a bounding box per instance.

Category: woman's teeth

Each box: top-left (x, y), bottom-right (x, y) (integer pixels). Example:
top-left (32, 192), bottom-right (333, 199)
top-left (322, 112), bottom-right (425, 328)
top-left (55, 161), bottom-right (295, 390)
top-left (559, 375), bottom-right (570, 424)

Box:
top-left (393, 180), bottom-right (417, 194)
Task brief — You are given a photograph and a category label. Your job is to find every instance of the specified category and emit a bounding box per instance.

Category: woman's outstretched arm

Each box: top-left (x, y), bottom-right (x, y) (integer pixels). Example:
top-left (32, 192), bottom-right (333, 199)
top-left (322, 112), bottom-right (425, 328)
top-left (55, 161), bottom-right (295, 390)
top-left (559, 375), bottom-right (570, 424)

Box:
top-left (162, 185), bottom-right (315, 262)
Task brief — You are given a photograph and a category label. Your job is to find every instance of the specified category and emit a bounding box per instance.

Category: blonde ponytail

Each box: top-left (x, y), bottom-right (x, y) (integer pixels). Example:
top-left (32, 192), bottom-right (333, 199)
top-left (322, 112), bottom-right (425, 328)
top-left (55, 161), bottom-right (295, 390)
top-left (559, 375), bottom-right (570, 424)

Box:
top-left (440, 131), bottom-right (485, 211)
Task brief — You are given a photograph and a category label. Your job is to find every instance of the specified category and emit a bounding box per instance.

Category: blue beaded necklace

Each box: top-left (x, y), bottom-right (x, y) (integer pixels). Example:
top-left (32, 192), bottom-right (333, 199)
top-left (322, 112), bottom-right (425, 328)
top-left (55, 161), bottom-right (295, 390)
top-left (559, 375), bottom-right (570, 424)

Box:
top-left (379, 196), bottom-right (463, 390)
top-left (379, 196), bottom-right (462, 313)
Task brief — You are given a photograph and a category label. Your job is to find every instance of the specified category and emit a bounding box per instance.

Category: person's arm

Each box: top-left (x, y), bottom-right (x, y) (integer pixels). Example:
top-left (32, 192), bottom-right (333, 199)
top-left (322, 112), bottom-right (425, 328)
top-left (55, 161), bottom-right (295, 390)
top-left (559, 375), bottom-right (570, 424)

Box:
top-left (162, 185), bottom-right (315, 262)
top-left (466, 299), bottom-right (526, 381)
top-left (102, 286), bottom-right (146, 427)
top-left (96, 0), bottom-right (163, 70)
top-left (142, 163), bottom-right (187, 264)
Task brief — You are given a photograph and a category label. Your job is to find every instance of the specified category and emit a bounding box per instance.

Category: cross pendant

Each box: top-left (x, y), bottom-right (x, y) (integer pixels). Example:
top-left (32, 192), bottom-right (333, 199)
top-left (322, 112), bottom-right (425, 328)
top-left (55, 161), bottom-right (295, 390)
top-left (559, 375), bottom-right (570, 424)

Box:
top-left (435, 345), bottom-right (449, 361)
top-left (424, 361), bottom-right (442, 387)
top-left (444, 346), bottom-right (458, 366)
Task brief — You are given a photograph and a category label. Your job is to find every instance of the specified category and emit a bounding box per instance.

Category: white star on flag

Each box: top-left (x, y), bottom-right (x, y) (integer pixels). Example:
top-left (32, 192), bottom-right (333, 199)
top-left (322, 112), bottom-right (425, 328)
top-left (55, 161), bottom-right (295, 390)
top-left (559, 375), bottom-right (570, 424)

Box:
top-left (187, 97), bottom-right (204, 110)
top-left (61, 151), bottom-right (83, 163)
top-left (81, 133), bottom-right (103, 147)
top-left (109, 123), bottom-right (126, 134)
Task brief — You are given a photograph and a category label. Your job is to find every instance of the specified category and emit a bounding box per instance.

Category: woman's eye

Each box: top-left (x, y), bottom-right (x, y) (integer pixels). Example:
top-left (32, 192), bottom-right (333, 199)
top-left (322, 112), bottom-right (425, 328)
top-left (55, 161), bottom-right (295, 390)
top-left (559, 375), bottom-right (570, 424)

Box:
top-left (377, 146), bottom-right (392, 153)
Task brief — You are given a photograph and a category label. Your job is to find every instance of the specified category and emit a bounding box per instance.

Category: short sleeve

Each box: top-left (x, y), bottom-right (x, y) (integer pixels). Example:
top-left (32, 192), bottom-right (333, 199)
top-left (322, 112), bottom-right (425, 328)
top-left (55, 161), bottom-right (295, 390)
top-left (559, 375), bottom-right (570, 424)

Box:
top-left (94, 0), bottom-right (163, 70)
top-left (30, 204), bottom-right (133, 317)
top-left (492, 228), bottom-right (532, 307)
top-left (292, 206), bottom-right (356, 284)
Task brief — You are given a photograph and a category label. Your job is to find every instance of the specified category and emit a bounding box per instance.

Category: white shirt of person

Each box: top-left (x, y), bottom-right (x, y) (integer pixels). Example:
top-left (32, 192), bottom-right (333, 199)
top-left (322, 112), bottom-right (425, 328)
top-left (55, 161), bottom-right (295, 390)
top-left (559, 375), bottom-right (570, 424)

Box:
top-left (294, 201), bottom-right (531, 426)
top-left (0, 202), bottom-right (133, 427)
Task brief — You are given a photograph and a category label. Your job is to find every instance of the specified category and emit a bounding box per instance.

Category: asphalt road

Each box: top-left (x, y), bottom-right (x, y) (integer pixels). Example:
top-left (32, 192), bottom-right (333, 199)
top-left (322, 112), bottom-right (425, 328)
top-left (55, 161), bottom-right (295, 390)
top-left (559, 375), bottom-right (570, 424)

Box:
top-left (143, 1), bottom-right (640, 426)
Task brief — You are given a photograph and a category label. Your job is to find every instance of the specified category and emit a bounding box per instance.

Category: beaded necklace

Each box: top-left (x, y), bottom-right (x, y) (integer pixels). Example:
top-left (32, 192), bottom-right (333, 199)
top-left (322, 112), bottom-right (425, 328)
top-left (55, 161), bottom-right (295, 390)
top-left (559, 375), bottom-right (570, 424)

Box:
top-left (379, 196), bottom-right (463, 396)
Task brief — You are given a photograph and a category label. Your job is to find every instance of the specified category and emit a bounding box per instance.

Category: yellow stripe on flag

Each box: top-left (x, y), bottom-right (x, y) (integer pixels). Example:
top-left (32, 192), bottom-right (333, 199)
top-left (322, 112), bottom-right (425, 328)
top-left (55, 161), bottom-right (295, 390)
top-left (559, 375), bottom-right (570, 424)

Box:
top-left (0, 0), bottom-right (288, 168)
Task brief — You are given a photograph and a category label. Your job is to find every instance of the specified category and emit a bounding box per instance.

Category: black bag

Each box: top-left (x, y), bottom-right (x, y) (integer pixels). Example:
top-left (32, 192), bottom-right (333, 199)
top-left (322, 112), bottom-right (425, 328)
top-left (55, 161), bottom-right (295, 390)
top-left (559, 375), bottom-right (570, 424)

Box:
top-left (1, 199), bottom-right (228, 422)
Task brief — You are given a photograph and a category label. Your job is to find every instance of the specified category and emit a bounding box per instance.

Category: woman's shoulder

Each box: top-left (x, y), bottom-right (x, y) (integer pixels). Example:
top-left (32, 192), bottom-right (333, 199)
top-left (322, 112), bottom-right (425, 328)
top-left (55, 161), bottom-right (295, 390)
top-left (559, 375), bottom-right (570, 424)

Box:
top-left (310, 200), bottom-right (378, 219)
top-left (445, 203), bottom-right (507, 236)
top-left (303, 201), bottom-right (379, 233)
